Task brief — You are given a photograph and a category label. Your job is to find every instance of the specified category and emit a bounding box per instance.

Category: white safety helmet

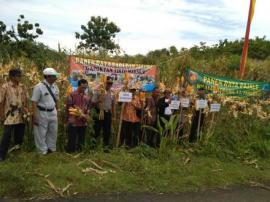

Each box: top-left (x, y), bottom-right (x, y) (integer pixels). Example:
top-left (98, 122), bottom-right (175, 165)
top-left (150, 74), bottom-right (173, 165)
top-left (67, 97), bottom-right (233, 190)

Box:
top-left (43, 67), bottom-right (59, 77)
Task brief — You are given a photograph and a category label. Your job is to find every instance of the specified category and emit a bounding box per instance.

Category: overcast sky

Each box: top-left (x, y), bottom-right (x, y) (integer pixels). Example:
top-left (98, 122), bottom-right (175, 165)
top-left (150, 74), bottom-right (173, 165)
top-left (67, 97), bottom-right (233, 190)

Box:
top-left (0, 0), bottom-right (269, 55)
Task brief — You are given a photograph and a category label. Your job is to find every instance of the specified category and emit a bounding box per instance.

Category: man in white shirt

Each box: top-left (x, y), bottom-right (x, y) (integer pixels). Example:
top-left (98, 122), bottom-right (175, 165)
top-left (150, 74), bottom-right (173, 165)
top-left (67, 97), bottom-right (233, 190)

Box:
top-left (31, 68), bottom-right (59, 154)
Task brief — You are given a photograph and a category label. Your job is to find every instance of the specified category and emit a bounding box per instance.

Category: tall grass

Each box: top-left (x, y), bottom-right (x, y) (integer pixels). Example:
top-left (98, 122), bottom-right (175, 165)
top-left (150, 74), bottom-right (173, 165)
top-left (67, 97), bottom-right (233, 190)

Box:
top-left (197, 106), bottom-right (270, 160)
top-left (1, 104), bottom-right (270, 162)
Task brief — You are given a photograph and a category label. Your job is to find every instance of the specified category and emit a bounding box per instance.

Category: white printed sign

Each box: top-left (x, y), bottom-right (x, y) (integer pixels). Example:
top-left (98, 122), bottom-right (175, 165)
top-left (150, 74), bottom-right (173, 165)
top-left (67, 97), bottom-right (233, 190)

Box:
top-left (169, 100), bottom-right (181, 110)
top-left (210, 103), bottom-right (221, 112)
top-left (196, 99), bottom-right (208, 109)
top-left (164, 107), bottom-right (172, 115)
top-left (118, 92), bottom-right (132, 102)
top-left (180, 98), bottom-right (190, 108)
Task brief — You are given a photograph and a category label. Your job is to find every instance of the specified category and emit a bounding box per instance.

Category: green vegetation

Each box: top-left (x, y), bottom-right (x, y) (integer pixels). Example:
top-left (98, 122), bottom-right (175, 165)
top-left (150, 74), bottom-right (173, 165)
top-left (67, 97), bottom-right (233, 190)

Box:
top-left (1, 148), bottom-right (270, 199)
top-left (1, 111), bottom-right (270, 199)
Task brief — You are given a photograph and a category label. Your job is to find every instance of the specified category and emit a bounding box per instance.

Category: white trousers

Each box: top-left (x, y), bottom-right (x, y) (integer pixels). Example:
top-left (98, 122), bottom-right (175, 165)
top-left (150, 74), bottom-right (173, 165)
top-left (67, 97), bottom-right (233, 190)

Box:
top-left (34, 109), bottom-right (58, 154)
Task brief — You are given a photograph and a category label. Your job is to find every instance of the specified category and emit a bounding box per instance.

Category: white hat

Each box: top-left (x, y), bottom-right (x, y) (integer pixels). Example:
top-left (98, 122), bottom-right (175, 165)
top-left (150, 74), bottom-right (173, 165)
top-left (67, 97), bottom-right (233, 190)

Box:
top-left (43, 68), bottom-right (59, 76)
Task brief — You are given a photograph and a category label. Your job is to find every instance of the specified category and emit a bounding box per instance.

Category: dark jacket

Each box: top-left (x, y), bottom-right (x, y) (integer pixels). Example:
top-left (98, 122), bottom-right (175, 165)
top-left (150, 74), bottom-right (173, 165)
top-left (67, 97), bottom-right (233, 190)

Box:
top-left (157, 97), bottom-right (170, 118)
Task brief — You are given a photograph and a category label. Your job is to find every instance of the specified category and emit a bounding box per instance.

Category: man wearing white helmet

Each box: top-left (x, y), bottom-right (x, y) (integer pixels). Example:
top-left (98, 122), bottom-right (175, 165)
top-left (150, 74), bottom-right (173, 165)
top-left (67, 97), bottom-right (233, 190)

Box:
top-left (31, 67), bottom-right (59, 154)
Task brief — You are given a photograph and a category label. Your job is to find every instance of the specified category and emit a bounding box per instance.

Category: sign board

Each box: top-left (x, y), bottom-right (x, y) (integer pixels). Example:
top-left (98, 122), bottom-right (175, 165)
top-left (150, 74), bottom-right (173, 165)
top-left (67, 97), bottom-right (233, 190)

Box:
top-left (186, 68), bottom-right (270, 97)
top-left (164, 107), bottom-right (172, 115)
top-left (118, 92), bottom-right (132, 102)
top-left (210, 103), bottom-right (221, 112)
top-left (169, 100), bottom-right (180, 110)
top-left (196, 99), bottom-right (208, 109)
top-left (69, 56), bottom-right (157, 92)
top-left (180, 98), bottom-right (190, 108)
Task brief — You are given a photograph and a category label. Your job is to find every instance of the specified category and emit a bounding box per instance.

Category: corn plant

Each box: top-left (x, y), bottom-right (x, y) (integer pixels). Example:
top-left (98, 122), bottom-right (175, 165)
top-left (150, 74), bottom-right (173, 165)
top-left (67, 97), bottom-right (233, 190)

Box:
top-left (142, 114), bottom-right (181, 160)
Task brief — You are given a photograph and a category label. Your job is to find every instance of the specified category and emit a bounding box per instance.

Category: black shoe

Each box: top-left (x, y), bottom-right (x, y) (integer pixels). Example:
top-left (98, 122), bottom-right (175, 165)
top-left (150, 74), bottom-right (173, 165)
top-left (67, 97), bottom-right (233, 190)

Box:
top-left (0, 157), bottom-right (4, 162)
top-left (47, 149), bottom-right (53, 154)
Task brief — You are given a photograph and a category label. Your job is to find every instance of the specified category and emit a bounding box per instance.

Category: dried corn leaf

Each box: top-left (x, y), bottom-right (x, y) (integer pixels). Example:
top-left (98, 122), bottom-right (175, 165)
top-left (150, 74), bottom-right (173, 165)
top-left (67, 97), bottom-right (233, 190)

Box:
top-left (243, 159), bottom-right (259, 169)
top-left (183, 157), bottom-right (191, 165)
top-left (249, 181), bottom-right (270, 191)
top-left (82, 167), bottom-right (108, 175)
top-left (45, 178), bottom-right (63, 197)
top-left (101, 160), bottom-right (122, 171)
top-left (77, 159), bottom-right (105, 171)
top-left (73, 153), bottom-right (81, 159)
top-left (62, 183), bottom-right (72, 194)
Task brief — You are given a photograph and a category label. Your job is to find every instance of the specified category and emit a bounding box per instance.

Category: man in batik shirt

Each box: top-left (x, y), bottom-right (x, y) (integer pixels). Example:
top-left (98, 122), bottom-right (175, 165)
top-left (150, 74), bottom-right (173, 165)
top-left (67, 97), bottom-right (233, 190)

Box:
top-left (0, 69), bottom-right (29, 162)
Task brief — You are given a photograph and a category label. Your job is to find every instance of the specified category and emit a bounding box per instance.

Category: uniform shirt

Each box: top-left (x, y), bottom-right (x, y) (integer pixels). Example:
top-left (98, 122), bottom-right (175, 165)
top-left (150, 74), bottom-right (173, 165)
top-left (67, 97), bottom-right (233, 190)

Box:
top-left (0, 81), bottom-right (29, 125)
top-left (92, 90), bottom-right (114, 111)
top-left (31, 80), bottom-right (59, 110)
top-left (66, 90), bottom-right (91, 126)
top-left (122, 95), bottom-right (141, 123)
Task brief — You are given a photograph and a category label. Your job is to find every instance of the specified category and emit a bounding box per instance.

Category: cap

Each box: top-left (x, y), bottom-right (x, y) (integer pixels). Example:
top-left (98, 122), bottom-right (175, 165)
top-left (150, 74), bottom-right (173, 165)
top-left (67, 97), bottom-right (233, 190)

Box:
top-left (164, 89), bottom-right (171, 94)
top-left (43, 68), bottom-right (59, 76)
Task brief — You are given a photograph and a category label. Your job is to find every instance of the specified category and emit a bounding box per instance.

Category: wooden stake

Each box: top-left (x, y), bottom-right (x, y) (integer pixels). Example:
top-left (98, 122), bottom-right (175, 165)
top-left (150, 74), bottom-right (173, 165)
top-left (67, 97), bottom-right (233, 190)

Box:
top-left (116, 81), bottom-right (128, 147)
top-left (197, 109), bottom-right (202, 142)
top-left (116, 104), bottom-right (124, 147)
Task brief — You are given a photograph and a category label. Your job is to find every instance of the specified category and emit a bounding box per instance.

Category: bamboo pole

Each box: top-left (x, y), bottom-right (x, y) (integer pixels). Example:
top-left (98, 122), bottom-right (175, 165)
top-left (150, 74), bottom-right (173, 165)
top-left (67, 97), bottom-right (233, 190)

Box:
top-left (116, 80), bottom-right (129, 147)
top-left (197, 109), bottom-right (202, 142)
top-left (116, 104), bottom-right (124, 147)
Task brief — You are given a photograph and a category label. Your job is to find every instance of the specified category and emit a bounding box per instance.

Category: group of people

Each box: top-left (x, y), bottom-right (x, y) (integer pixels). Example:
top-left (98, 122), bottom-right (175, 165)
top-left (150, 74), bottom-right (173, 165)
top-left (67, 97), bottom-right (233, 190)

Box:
top-left (0, 67), bottom-right (206, 162)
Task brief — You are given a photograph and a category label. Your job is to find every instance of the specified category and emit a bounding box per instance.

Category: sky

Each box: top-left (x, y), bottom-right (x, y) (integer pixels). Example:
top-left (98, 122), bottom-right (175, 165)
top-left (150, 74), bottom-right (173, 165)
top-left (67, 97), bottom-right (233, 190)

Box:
top-left (0, 0), bottom-right (269, 55)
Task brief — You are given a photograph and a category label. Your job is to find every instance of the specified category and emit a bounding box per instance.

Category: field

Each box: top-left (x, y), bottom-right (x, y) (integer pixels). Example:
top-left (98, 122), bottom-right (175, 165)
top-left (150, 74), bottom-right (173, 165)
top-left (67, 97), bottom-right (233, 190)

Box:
top-left (1, 148), bottom-right (270, 200)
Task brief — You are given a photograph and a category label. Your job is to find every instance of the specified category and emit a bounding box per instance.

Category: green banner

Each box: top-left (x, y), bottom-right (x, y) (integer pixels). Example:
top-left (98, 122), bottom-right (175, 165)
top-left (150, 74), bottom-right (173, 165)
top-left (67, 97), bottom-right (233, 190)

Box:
top-left (185, 69), bottom-right (270, 97)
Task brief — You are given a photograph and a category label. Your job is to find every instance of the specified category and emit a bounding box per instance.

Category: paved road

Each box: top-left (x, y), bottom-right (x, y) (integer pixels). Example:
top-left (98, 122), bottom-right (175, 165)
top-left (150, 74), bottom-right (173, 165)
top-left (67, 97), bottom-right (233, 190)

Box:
top-left (2, 184), bottom-right (270, 202)
top-left (49, 185), bottom-right (270, 202)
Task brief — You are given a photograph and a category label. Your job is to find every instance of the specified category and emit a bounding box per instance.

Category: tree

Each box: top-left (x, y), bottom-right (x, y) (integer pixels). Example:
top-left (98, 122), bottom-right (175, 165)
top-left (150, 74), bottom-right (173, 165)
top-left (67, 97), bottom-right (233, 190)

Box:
top-left (0, 15), bottom-right (43, 43)
top-left (0, 21), bottom-right (11, 44)
top-left (15, 14), bottom-right (43, 41)
top-left (169, 46), bottom-right (178, 56)
top-left (75, 16), bottom-right (120, 53)
top-left (0, 15), bottom-right (66, 69)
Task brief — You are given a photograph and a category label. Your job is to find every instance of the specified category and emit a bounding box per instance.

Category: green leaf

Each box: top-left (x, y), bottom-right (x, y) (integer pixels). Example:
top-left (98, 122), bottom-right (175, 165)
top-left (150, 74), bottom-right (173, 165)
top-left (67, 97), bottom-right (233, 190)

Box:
top-left (160, 117), bottom-right (169, 126)
top-left (142, 125), bottom-right (159, 134)
top-left (157, 116), bottom-right (164, 135)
